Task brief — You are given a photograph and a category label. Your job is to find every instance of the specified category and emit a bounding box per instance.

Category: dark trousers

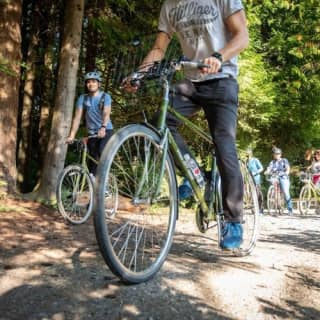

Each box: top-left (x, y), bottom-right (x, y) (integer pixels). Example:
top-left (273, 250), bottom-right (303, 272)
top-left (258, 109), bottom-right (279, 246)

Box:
top-left (168, 78), bottom-right (243, 223)
top-left (87, 129), bottom-right (113, 175)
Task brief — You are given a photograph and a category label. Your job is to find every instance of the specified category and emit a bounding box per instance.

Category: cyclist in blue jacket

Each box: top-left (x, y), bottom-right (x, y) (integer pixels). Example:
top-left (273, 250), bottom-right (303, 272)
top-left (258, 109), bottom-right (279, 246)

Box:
top-left (246, 149), bottom-right (263, 185)
top-left (265, 147), bottom-right (293, 215)
top-left (246, 149), bottom-right (264, 213)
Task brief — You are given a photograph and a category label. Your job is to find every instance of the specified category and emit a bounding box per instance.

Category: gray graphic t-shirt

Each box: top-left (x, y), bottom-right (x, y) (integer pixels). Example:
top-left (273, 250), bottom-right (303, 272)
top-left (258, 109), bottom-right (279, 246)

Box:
top-left (158, 0), bottom-right (244, 81)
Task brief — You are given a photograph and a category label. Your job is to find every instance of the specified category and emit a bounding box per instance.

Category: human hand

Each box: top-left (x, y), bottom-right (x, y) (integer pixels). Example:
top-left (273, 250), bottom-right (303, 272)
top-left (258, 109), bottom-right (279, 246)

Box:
top-left (97, 127), bottom-right (106, 138)
top-left (65, 136), bottom-right (74, 144)
top-left (121, 73), bottom-right (141, 93)
top-left (201, 56), bottom-right (222, 74)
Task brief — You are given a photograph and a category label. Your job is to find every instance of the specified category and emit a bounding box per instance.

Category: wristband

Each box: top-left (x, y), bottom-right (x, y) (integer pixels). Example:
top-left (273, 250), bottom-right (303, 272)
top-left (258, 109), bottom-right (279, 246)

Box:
top-left (211, 51), bottom-right (223, 63)
top-left (100, 125), bottom-right (106, 129)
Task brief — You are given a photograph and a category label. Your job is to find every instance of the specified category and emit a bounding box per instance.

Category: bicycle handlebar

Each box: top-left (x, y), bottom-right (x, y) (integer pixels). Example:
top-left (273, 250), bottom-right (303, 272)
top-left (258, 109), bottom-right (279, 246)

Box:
top-left (265, 172), bottom-right (288, 184)
top-left (66, 135), bottom-right (98, 147)
top-left (124, 58), bottom-right (212, 88)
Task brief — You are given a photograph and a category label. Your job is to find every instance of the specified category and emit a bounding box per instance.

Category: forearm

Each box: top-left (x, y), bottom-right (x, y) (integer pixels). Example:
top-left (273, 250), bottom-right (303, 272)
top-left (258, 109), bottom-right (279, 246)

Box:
top-left (101, 108), bottom-right (111, 127)
top-left (219, 31), bottom-right (249, 62)
top-left (69, 119), bottom-right (80, 138)
top-left (219, 10), bottom-right (249, 62)
top-left (140, 49), bottom-right (164, 70)
top-left (68, 109), bottom-right (82, 139)
top-left (139, 32), bottom-right (170, 71)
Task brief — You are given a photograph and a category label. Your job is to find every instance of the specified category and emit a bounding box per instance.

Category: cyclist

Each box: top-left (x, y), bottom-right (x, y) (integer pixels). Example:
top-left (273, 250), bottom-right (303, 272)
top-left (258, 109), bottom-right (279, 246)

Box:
top-left (265, 147), bottom-right (293, 215)
top-left (246, 149), bottom-right (264, 213)
top-left (308, 149), bottom-right (320, 186)
top-left (66, 71), bottom-right (113, 177)
top-left (123, 0), bottom-right (249, 249)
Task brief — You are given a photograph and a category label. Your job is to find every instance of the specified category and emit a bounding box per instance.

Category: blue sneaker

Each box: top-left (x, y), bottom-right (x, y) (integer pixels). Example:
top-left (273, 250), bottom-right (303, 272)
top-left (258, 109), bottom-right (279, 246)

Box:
top-left (178, 178), bottom-right (193, 200)
top-left (220, 222), bottom-right (243, 250)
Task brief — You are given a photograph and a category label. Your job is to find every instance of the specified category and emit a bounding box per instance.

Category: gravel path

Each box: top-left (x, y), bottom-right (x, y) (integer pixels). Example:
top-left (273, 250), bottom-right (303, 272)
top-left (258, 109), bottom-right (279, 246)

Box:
top-left (0, 199), bottom-right (319, 320)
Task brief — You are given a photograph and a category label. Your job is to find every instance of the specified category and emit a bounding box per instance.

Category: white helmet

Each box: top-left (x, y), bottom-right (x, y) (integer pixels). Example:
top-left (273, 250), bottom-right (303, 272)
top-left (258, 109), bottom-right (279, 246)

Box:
top-left (272, 147), bottom-right (282, 154)
top-left (84, 71), bottom-right (102, 83)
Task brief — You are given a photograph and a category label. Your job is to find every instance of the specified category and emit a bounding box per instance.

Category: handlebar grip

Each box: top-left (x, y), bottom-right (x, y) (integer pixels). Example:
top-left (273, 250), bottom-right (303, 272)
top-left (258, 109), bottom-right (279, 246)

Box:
top-left (198, 62), bottom-right (212, 69)
top-left (180, 61), bottom-right (211, 69)
top-left (130, 78), bottom-right (141, 87)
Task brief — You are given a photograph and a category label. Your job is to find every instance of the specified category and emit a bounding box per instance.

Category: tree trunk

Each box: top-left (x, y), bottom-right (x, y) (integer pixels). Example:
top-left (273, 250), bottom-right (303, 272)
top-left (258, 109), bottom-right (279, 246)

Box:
top-left (38, 1), bottom-right (64, 183)
top-left (17, 1), bottom-right (38, 192)
top-left (0, 0), bottom-right (22, 195)
top-left (17, 0), bottom-right (62, 193)
top-left (36, 0), bottom-right (85, 202)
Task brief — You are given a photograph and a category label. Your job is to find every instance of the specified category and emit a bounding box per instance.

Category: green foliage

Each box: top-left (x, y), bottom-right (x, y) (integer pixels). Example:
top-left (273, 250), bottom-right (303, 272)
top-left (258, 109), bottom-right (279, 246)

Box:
top-left (14, 0), bottom-right (320, 195)
top-left (243, 0), bottom-right (320, 163)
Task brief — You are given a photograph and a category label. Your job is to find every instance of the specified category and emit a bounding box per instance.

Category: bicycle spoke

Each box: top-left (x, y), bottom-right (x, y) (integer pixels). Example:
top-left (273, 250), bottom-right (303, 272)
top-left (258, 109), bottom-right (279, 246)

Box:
top-left (57, 165), bottom-right (93, 224)
top-left (94, 125), bottom-right (177, 283)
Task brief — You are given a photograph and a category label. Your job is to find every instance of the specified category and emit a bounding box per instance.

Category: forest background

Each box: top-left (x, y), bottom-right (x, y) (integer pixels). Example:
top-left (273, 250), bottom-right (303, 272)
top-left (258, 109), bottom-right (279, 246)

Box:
top-left (0, 0), bottom-right (319, 203)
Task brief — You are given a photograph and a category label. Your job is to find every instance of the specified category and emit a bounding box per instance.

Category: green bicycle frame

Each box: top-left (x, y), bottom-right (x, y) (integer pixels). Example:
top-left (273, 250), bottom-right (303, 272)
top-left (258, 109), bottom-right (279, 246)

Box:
top-left (74, 140), bottom-right (98, 194)
top-left (154, 77), bottom-right (217, 219)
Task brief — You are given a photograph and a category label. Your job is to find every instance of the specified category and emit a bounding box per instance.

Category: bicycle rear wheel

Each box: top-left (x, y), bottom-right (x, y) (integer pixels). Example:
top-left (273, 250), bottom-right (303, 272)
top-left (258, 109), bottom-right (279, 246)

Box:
top-left (94, 124), bottom-right (178, 284)
top-left (237, 162), bottom-right (259, 256)
top-left (56, 165), bottom-right (93, 224)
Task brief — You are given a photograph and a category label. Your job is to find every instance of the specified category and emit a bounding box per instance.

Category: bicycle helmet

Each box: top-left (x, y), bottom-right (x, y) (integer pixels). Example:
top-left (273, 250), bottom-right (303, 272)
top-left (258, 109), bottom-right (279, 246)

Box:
top-left (84, 71), bottom-right (102, 83)
top-left (272, 147), bottom-right (282, 154)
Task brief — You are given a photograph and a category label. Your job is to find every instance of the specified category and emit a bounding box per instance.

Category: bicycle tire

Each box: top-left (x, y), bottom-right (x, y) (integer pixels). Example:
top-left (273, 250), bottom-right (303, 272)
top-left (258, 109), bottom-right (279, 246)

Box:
top-left (236, 162), bottom-right (259, 256)
top-left (56, 165), bottom-right (93, 224)
top-left (94, 124), bottom-right (178, 284)
top-left (299, 184), bottom-right (314, 215)
top-left (255, 187), bottom-right (264, 214)
top-left (217, 162), bottom-right (259, 256)
top-left (267, 185), bottom-right (276, 215)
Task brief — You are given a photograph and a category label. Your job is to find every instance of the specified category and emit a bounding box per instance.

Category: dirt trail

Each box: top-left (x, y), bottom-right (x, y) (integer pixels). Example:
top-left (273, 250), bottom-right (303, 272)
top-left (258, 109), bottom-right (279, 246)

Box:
top-left (0, 199), bottom-right (319, 320)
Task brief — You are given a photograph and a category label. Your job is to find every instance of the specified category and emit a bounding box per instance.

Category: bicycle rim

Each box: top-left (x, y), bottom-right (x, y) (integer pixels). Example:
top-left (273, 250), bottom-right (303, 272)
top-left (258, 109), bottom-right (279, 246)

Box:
top-left (237, 162), bottom-right (259, 256)
top-left (56, 165), bottom-right (93, 224)
top-left (267, 186), bottom-right (276, 215)
top-left (94, 124), bottom-right (178, 284)
top-left (299, 185), bottom-right (313, 215)
top-left (257, 188), bottom-right (264, 213)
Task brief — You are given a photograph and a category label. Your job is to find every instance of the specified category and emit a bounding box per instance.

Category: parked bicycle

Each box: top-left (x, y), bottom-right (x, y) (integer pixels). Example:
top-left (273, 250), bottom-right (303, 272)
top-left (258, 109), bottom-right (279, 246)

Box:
top-left (93, 59), bottom-right (259, 284)
top-left (266, 173), bottom-right (285, 215)
top-left (56, 136), bottom-right (118, 224)
top-left (299, 171), bottom-right (320, 215)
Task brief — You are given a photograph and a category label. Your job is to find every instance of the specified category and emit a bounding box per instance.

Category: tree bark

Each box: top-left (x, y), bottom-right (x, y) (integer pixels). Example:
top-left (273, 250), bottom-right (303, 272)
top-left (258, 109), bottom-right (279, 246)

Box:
top-left (17, 1), bottom-right (38, 192)
top-left (0, 0), bottom-right (23, 195)
top-left (36, 0), bottom-right (85, 202)
top-left (38, 1), bottom-right (64, 183)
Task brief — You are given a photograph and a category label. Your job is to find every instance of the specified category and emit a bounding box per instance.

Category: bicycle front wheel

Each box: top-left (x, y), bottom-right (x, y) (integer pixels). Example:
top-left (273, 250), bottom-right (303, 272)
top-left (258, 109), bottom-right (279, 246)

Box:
top-left (237, 162), bottom-right (259, 256)
top-left (299, 184), bottom-right (314, 215)
top-left (267, 186), bottom-right (276, 215)
top-left (94, 124), bottom-right (178, 284)
top-left (56, 165), bottom-right (93, 224)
